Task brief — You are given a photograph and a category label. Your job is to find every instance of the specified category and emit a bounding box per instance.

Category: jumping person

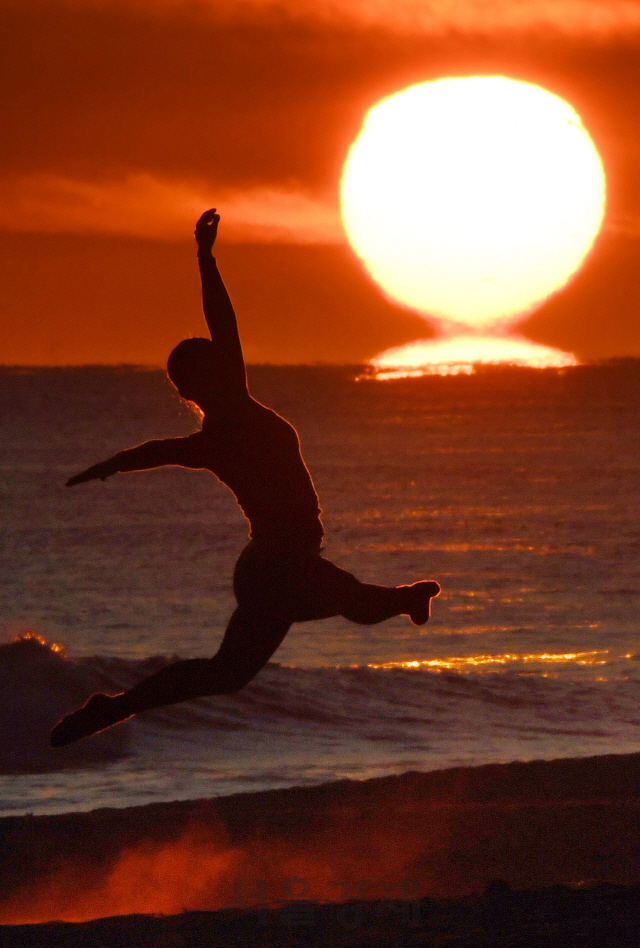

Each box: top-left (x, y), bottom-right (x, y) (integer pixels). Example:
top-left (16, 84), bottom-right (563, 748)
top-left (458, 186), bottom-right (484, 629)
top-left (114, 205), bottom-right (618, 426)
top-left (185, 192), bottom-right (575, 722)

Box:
top-left (50, 210), bottom-right (440, 747)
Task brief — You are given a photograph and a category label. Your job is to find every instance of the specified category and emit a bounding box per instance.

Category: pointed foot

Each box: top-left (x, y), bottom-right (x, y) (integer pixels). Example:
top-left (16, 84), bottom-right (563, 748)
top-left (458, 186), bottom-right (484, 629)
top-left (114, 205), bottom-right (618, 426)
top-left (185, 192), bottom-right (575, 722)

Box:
top-left (403, 580), bottom-right (441, 625)
top-left (50, 693), bottom-right (129, 747)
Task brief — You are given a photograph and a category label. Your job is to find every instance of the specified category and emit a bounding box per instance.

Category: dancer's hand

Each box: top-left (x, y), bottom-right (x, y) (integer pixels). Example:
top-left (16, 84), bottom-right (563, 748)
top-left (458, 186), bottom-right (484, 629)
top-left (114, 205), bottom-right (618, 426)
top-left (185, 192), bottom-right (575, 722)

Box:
top-left (195, 209), bottom-right (220, 252)
top-left (66, 462), bottom-right (113, 486)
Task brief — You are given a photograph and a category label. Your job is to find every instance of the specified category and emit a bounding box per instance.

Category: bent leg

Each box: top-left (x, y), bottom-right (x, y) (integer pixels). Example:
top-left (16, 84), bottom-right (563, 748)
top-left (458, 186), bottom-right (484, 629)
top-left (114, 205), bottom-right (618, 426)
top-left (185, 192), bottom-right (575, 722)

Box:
top-left (51, 608), bottom-right (290, 746)
top-left (120, 608), bottom-right (290, 712)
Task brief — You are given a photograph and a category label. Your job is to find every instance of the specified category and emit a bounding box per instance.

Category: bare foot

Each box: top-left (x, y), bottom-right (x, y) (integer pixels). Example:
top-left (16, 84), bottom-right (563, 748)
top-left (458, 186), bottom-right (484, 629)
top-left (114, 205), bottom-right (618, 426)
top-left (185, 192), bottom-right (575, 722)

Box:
top-left (402, 581), bottom-right (441, 625)
top-left (50, 693), bottom-right (130, 747)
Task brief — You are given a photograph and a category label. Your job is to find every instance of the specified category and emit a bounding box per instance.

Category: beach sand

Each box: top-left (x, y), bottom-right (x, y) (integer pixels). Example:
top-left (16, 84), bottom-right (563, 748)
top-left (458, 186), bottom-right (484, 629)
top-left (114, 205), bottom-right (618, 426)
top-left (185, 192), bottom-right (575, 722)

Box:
top-left (2, 751), bottom-right (640, 945)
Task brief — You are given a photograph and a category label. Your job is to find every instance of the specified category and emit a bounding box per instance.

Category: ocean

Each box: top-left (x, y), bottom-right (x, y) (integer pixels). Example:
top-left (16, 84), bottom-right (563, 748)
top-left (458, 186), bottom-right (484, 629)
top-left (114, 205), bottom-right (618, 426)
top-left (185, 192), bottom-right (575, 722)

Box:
top-left (1, 363), bottom-right (639, 818)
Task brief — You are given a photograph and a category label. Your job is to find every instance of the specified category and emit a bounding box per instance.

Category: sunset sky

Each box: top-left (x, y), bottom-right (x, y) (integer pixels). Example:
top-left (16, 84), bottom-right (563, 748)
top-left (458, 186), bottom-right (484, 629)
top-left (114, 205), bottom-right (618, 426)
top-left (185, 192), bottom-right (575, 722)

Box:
top-left (2, 0), bottom-right (640, 365)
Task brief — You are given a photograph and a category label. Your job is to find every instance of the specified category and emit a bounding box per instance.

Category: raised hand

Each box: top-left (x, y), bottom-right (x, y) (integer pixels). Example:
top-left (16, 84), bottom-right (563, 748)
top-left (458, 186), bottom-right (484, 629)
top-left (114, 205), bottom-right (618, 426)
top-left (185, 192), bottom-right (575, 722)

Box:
top-left (66, 461), bottom-right (113, 487)
top-left (195, 208), bottom-right (220, 253)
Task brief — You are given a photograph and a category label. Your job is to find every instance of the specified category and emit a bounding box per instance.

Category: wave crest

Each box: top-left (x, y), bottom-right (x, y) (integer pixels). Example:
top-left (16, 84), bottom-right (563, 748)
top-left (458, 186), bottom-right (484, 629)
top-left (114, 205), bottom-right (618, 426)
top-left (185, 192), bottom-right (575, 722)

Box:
top-left (0, 634), bottom-right (132, 773)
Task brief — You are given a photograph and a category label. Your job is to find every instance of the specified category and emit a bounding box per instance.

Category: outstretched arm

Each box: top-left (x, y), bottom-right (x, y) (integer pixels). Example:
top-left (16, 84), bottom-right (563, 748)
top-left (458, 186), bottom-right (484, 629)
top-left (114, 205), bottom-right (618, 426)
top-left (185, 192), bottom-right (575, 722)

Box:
top-left (66, 437), bottom-right (200, 486)
top-left (195, 209), bottom-right (247, 394)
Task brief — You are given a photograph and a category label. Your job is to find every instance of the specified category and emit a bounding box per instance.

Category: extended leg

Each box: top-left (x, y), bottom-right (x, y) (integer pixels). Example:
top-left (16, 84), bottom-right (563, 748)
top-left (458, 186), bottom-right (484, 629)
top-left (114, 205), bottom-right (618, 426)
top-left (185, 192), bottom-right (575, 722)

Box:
top-left (50, 608), bottom-right (290, 746)
top-left (294, 556), bottom-right (440, 626)
top-left (341, 578), bottom-right (440, 625)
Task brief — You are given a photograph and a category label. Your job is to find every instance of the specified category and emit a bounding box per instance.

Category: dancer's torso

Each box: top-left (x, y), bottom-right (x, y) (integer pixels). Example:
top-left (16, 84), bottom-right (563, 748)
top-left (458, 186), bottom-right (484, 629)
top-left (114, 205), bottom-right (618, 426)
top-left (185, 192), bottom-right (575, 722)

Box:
top-left (179, 399), bottom-right (324, 545)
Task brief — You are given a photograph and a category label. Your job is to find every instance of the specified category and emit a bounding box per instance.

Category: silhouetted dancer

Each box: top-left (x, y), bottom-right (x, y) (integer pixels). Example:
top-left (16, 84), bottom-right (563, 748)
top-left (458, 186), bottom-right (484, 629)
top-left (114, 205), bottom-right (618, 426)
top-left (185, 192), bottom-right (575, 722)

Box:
top-left (50, 209), bottom-right (440, 747)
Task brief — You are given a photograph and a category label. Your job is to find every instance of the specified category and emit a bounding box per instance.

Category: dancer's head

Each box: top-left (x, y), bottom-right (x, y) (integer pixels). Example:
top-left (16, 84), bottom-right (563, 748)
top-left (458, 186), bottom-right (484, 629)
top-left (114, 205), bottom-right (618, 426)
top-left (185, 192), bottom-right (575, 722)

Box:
top-left (167, 337), bottom-right (237, 410)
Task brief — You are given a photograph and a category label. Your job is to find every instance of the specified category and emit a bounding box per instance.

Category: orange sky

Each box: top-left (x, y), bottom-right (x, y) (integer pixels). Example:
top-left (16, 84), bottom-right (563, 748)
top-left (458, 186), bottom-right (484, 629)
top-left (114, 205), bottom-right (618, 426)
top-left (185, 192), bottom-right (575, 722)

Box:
top-left (2, 0), bottom-right (640, 364)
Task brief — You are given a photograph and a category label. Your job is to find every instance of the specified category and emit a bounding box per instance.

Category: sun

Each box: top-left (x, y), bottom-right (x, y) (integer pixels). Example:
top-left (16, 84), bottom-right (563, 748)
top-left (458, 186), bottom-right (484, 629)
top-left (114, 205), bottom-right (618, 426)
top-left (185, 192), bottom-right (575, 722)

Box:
top-left (340, 76), bottom-right (605, 373)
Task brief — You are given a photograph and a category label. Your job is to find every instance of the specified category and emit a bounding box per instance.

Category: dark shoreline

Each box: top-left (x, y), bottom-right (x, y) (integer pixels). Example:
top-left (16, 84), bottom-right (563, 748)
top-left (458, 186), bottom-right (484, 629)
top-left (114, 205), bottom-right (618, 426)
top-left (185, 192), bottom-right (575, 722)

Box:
top-left (3, 882), bottom-right (640, 947)
top-left (3, 751), bottom-right (640, 942)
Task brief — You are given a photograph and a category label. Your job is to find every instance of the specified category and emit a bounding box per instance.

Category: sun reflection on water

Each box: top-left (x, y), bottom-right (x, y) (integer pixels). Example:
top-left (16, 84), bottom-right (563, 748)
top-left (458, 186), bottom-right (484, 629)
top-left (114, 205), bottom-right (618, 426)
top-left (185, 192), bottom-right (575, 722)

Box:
top-left (368, 650), bottom-right (610, 672)
top-left (369, 334), bottom-right (579, 378)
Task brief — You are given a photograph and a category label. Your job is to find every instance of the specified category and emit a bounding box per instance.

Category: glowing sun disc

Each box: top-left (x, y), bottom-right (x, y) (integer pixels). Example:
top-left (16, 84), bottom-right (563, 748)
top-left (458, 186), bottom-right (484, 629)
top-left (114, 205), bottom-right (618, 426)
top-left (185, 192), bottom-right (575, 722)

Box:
top-left (341, 76), bottom-right (606, 329)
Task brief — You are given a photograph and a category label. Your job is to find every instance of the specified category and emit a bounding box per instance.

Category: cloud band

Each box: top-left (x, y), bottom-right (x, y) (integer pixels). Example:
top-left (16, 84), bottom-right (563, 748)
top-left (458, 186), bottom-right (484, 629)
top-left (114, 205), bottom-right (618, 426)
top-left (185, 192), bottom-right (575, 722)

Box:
top-left (0, 174), bottom-right (345, 244)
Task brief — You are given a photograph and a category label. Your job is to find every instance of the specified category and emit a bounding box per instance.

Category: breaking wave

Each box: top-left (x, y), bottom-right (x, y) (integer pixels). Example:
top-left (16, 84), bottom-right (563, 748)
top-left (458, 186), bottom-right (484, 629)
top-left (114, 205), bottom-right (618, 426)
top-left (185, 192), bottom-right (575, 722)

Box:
top-left (3, 633), bottom-right (640, 775)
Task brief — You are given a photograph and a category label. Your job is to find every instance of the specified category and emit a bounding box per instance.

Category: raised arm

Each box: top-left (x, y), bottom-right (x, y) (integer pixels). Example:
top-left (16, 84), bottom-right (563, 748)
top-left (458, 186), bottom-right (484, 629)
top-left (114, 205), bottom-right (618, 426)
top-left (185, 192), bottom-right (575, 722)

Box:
top-left (66, 437), bottom-right (200, 486)
top-left (195, 209), bottom-right (247, 393)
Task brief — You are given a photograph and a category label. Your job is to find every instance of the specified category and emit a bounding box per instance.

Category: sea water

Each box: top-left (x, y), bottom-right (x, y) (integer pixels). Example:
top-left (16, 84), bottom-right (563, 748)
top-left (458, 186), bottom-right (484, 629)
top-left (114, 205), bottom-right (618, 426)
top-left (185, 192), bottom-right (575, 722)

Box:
top-left (1, 363), bottom-right (639, 816)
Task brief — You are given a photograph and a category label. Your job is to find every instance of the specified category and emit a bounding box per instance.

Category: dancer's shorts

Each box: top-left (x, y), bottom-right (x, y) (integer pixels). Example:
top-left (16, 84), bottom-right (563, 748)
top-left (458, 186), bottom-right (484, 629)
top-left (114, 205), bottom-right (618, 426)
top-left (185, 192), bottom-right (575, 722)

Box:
top-left (232, 538), bottom-right (361, 622)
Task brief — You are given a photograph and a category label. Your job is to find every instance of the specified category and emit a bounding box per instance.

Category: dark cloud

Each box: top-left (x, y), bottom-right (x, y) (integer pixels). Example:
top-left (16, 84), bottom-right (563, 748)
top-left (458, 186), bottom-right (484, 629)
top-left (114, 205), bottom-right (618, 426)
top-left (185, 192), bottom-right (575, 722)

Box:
top-left (1, 5), bottom-right (376, 187)
top-left (12, 0), bottom-right (640, 37)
